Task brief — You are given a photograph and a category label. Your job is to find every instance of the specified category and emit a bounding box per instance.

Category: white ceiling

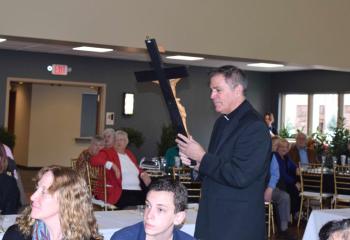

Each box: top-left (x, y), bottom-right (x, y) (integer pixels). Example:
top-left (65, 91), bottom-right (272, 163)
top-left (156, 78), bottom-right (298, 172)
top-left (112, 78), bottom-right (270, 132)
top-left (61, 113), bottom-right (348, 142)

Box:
top-left (0, 37), bottom-right (314, 72)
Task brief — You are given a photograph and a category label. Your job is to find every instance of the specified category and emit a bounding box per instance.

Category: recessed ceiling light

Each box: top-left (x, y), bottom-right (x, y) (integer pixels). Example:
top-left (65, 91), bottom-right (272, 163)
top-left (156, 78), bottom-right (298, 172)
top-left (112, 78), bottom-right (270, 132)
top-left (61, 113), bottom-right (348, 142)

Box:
top-left (247, 63), bottom-right (284, 68)
top-left (0, 38), bottom-right (7, 43)
top-left (73, 46), bottom-right (114, 53)
top-left (166, 55), bottom-right (204, 61)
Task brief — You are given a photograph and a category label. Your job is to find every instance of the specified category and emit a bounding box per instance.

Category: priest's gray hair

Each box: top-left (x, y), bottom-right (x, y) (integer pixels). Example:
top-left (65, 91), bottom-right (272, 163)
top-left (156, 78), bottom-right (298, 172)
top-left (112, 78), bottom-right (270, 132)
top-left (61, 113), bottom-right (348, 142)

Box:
top-left (209, 65), bottom-right (248, 94)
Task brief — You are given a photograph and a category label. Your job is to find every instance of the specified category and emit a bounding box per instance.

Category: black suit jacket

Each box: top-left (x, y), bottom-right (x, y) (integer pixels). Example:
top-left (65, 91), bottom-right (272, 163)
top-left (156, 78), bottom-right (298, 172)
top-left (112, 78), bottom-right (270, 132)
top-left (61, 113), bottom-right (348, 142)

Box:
top-left (0, 173), bottom-right (20, 214)
top-left (195, 100), bottom-right (271, 240)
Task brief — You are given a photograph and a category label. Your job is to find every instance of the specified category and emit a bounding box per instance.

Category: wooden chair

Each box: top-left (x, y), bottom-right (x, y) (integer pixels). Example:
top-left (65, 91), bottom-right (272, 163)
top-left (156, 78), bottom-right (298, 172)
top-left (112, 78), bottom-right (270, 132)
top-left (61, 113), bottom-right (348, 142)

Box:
top-left (71, 158), bottom-right (78, 170)
top-left (297, 163), bottom-right (333, 227)
top-left (333, 165), bottom-right (350, 208)
top-left (172, 166), bottom-right (192, 181)
top-left (86, 163), bottom-right (116, 211)
top-left (172, 167), bottom-right (201, 203)
top-left (265, 202), bottom-right (275, 238)
top-left (145, 169), bottom-right (166, 178)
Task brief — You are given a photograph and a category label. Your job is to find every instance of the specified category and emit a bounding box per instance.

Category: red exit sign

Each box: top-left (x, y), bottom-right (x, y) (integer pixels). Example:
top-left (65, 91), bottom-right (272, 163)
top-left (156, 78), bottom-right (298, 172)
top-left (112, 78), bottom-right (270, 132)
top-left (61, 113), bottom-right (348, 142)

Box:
top-left (47, 64), bottom-right (70, 76)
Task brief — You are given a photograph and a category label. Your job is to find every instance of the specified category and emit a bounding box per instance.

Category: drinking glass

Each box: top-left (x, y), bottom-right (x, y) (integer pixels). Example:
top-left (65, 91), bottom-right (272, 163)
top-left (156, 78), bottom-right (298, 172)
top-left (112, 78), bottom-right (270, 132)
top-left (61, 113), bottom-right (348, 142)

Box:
top-left (137, 205), bottom-right (145, 217)
top-left (341, 155), bottom-right (346, 166)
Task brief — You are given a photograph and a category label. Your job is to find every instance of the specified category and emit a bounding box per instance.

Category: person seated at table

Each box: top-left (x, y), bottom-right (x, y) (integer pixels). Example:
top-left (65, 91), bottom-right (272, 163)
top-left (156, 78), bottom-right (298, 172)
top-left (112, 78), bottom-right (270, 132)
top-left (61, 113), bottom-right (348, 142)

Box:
top-left (289, 132), bottom-right (317, 166)
top-left (342, 140), bottom-right (350, 164)
top-left (275, 138), bottom-right (301, 221)
top-left (319, 218), bottom-right (350, 240)
top-left (264, 137), bottom-right (293, 239)
top-left (1, 141), bottom-right (27, 206)
top-left (76, 135), bottom-right (104, 181)
top-left (165, 145), bottom-right (180, 168)
top-left (91, 129), bottom-right (151, 209)
top-left (111, 178), bottom-right (195, 240)
top-left (0, 148), bottom-right (20, 214)
top-left (3, 165), bottom-right (102, 240)
top-left (264, 112), bottom-right (278, 136)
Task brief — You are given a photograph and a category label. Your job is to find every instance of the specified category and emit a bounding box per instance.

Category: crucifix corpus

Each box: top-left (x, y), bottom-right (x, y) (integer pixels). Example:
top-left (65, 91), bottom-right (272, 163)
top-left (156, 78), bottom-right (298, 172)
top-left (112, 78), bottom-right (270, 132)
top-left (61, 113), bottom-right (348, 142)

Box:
top-left (135, 38), bottom-right (195, 165)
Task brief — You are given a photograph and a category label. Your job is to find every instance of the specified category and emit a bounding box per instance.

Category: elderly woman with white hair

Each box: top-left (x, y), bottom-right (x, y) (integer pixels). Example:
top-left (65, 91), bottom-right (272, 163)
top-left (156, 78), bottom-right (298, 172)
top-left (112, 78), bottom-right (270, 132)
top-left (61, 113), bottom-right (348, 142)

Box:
top-left (91, 129), bottom-right (151, 209)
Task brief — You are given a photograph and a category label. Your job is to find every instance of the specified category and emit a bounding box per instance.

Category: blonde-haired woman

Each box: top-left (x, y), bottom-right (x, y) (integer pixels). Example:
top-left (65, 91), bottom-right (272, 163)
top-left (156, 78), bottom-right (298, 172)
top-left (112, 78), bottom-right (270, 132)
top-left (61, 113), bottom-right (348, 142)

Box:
top-left (3, 165), bottom-right (103, 240)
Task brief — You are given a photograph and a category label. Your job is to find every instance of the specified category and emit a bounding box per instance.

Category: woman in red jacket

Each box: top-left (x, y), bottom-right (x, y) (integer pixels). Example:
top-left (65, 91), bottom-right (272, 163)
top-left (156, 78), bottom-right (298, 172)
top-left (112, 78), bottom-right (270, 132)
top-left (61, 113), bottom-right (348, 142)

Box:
top-left (91, 129), bottom-right (151, 209)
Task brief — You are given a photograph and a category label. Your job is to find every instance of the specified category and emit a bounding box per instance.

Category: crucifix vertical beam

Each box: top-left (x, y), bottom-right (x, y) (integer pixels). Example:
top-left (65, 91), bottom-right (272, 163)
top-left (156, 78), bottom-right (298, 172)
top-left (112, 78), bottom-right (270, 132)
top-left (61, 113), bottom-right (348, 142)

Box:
top-left (135, 38), bottom-right (188, 136)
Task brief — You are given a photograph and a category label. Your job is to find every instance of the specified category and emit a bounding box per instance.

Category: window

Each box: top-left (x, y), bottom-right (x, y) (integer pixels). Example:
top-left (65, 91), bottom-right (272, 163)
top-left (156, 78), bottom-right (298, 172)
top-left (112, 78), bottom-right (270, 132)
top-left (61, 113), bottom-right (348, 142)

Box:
top-left (80, 93), bottom-right (98, 137)
top-left (312, 94), bottom-right (338, 134)
top-left (283, 94), bottom-right (308, 135)
top-left (343, 94), bottom-right (350, 129)
top-left (281, 93), bottom-right (341, 136)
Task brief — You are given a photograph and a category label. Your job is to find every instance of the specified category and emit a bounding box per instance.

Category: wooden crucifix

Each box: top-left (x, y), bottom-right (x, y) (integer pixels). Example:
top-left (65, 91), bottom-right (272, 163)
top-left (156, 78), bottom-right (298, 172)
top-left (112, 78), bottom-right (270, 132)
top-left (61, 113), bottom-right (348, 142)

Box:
top-left (135, 38), bottom-right (189, 137)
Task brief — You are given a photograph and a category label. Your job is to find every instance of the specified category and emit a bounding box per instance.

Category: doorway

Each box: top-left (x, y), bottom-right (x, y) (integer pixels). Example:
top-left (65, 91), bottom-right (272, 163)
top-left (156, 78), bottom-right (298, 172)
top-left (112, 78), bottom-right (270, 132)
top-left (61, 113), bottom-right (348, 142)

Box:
top-left (5, 77), bottom-right (106, 167)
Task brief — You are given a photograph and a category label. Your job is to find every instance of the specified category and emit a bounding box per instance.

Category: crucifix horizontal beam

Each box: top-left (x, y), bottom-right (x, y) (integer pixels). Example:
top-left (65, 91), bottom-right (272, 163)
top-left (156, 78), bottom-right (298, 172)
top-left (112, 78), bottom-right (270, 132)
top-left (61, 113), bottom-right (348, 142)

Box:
top-left (135, 38), bottom-right (189, 137)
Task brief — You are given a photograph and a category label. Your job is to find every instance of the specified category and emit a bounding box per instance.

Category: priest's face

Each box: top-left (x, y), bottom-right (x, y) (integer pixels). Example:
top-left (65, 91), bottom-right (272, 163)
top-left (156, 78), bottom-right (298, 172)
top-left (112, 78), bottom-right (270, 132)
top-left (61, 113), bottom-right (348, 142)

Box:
top-left (210, 73), bottom-right (243, 114)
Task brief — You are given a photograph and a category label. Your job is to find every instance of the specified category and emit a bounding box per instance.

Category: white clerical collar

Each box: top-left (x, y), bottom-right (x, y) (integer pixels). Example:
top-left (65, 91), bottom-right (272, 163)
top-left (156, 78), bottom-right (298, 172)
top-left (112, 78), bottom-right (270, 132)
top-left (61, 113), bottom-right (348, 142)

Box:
top-left (224, 115), bottom-right (230, 121)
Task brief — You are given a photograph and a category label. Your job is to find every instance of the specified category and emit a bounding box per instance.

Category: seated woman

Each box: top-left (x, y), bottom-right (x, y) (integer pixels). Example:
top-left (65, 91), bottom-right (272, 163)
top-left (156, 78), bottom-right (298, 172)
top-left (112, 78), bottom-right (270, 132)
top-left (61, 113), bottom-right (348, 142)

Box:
top-left (91, 129), bottom-right (151, 209)
top-left (1, 141), bottom-right (27, 206)
top-left (76, 135), bottom-right (104, 181)
top-left (0, 148), bottom-right (20, 214)
top-left (3, 165), bottom-right (102, 240)
top-left (275, 138), bottom-right (301, 220)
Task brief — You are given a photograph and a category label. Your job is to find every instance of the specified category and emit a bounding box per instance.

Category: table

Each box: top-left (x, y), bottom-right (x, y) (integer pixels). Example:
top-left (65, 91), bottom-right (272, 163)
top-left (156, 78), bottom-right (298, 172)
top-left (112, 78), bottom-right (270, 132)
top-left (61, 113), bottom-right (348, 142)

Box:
top-left (0, 206), bottom-right (197, 239)
top-left (302, 208), bottom-right (350, 240)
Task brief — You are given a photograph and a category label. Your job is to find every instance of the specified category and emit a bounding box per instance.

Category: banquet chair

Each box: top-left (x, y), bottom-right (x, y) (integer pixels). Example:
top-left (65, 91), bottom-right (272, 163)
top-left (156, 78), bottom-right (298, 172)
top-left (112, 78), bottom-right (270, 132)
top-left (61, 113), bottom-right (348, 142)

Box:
top-left (145, 169), bottom-right (166, 178)
top-left (172, 167), bottom-right (201, 203)
top-left (265, 202), bottom-right (275, 238)
top-left (172, 166), bottom-right (192, 181)
top-left (86, 163), bottom-right (117, 211)
top-left (333, 165), bottom-right (350, 209)
top-left (297, 163), bottom-right (333, 227)
top-left (71, 158), bottom-right (78, 170)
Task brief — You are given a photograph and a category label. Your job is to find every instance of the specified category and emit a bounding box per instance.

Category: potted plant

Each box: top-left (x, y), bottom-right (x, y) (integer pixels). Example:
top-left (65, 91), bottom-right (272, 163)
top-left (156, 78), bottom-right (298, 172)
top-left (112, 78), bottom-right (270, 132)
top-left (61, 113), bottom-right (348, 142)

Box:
top-left (157, 124), bottom-right (177, 156)
top-left (311, 127), bottom-right (329, 157)
top-left (279, 126), bottom-right (291, 139)
top-left (329, 117), bottom-right (349, 159)
top-left (121, 127), bottom-right (144, 149)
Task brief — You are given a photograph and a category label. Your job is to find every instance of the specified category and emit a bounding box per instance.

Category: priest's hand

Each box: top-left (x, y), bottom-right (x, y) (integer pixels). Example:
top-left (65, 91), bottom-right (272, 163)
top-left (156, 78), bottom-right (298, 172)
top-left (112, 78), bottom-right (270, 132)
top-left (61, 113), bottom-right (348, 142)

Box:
top-left (178, 151), bottom-right (200, 171)
top-left (176, 134), bottom-right (205, 170)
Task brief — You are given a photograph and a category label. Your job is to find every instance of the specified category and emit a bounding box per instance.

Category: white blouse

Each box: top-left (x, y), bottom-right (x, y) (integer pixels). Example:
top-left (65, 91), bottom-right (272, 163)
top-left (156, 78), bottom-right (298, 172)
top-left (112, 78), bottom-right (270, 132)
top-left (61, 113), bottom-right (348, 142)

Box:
top-left (118, 153), bottom-right (141, 190)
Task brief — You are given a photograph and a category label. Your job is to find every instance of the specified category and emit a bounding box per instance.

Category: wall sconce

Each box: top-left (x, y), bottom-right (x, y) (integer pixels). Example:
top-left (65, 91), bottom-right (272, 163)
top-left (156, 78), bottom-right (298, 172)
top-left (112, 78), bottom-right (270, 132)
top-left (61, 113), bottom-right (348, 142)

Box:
top-left (123, 93), bottom-right (134, 116)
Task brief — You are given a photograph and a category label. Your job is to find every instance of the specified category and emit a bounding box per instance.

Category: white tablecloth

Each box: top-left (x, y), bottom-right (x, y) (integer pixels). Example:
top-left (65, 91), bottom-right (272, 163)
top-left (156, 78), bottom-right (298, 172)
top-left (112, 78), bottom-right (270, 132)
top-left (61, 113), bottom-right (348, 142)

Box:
top-left (303, 208), bottom-right (350, 240)
top-left (0, 206), bottom-right (197, 240)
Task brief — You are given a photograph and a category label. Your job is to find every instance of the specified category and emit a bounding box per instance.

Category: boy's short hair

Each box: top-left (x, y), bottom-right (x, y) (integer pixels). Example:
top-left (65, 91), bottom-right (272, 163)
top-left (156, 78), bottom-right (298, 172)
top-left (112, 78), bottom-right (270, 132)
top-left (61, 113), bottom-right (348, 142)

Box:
top-left (319, 218), bottom-right (350, 240)
top-left (148, 179), bottom-right (187, 213)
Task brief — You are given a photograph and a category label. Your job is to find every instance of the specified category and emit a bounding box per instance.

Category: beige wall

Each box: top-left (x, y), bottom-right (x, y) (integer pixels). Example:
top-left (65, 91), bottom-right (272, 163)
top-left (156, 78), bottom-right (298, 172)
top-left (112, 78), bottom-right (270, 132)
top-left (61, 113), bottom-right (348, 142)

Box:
top-left (13, 84), bottom-right (31, 166)
top-left (27, 84), bottom-right (96, 167)
top-left (0, 1), bottom-right (350, 69)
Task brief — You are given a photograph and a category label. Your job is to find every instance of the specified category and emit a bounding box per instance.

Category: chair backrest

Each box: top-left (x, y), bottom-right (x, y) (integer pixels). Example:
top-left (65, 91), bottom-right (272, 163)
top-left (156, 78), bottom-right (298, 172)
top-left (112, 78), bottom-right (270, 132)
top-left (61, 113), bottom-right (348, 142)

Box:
top-left (299, 163), bottom-right (324, 195)
top-left (86, 163), bottom-right (108, 210)
top-left (71, 158), bottom-right (78, 170)
top-left (333, 165), bottom-right (350, 196)
top-left (172, 166), bottom-right (201, 203)
top-left (145, 169), bottom-right (166, 178)
top-left (172, 166), bottom-right (192, 181)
